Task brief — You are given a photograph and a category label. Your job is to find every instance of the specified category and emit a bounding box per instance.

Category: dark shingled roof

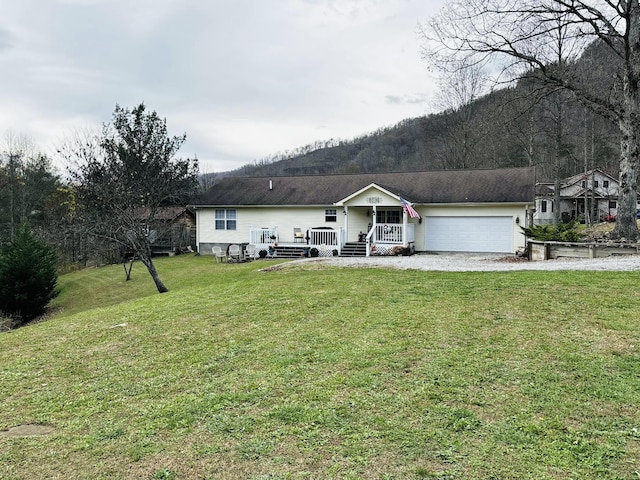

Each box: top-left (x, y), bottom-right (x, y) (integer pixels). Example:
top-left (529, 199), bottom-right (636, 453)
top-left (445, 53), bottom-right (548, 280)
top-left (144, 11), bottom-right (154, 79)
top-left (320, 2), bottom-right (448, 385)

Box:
top-left (194, 167), bottom-right (536, 206)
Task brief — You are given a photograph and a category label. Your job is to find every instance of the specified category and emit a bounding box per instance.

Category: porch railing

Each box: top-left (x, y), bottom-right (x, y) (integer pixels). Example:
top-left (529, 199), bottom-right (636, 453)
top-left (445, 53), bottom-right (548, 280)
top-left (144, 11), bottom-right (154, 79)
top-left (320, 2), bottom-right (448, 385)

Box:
top-left (365, 223), bottom-right (416, 256)
top-left (249, 227), bottom-right (279, 245)
top-left (248, 227), bottom-right (343, 256)
top-left (375, 224), bottom-right (402, 243)
top-left (309, 228), bottom-right (336, 247)
top-left (307, 228), bottom-right (343, 255)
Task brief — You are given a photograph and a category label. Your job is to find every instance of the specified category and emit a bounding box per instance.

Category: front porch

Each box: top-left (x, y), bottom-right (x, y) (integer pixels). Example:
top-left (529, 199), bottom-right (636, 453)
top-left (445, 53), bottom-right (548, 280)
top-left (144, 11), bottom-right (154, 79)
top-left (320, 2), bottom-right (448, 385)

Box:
top-left (244, 223), bottom-right (416, 259)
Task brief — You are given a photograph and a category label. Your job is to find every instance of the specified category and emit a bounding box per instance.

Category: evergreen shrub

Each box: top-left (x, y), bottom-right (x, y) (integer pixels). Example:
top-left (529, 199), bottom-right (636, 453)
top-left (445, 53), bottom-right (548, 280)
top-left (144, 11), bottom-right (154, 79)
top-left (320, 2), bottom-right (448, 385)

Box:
top-left (0, 224), bottom-right (59, 326)
top-left (521, 221), bottom-right (582, 242)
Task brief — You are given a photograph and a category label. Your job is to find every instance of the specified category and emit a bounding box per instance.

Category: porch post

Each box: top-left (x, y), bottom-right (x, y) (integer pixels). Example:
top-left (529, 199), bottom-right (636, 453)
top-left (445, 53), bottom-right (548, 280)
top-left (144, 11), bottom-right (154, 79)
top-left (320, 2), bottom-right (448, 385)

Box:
top-left (402, 210), bottom-right (408, 247)
top-left (343, 205), bottom-right (348, 244)
top-left (372, 205), bottom-right (377, 241)
top-left (364, 205), bottom-right (377, 257)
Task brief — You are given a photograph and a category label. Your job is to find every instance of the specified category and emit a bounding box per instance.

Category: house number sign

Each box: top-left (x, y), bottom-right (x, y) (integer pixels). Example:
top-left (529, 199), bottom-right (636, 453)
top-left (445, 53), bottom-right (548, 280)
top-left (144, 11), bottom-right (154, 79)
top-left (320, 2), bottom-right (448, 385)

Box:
top-left (366, 196), bottom-right (382, 204)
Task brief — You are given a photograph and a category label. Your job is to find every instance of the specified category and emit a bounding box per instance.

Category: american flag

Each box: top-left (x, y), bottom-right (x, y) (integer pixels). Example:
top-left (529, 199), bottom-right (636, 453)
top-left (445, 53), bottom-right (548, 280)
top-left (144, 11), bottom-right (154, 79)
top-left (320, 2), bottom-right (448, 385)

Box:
top-left (400, 196), bottom-right (420, 219)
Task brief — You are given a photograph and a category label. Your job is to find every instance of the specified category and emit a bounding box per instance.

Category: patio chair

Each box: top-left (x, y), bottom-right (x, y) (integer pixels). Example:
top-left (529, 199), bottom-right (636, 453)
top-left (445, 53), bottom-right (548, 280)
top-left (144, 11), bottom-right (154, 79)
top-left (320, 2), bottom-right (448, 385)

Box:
top-left (293, 227), bottom-right (305, 243)
top-left (212, 246), bottom-right (226, 263)
top-left (228, 244), bottom-right (242, 263)
top-left (244, 244), bottom-right (257, 261)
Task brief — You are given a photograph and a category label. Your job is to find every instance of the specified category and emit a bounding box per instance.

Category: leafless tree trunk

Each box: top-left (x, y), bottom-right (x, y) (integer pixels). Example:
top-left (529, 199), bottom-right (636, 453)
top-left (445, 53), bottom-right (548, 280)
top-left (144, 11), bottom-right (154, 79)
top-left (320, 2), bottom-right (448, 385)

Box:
top-left (552, 93), bottom-right (566, 225)
top-left (140, 255), bottom-right (168, 293)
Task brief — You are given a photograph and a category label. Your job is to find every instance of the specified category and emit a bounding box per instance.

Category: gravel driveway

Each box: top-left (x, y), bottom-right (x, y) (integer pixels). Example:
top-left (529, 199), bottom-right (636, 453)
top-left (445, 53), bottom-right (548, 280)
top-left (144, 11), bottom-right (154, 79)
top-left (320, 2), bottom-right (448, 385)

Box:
top-left (293, 253), bottom-right (640, 272)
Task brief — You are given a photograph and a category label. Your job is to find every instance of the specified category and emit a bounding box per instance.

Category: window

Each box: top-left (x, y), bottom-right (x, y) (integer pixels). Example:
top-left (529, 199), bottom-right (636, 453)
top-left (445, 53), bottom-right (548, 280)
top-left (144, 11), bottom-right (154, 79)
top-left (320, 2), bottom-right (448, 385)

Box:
top-left (215, 209), bottom-right (236, 230)
top-left (609, 201), bottom-right (617, 209)
top-left (594, 180), bottom-right (599, 188)
top-left (325, 208), bottom-right (337, 222)
top-left (377, 209), bottom-right (401, 224)
top-left (540, 200), bottom-right (553, 213)
top-left (603, 180), bottom-right (609, 188)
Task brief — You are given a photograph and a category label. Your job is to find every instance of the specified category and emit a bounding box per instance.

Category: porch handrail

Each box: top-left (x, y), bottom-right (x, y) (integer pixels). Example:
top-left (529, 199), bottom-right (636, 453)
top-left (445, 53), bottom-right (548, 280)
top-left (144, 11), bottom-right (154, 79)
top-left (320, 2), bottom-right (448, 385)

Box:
top-left (365, 226), bottom-right (375, 257)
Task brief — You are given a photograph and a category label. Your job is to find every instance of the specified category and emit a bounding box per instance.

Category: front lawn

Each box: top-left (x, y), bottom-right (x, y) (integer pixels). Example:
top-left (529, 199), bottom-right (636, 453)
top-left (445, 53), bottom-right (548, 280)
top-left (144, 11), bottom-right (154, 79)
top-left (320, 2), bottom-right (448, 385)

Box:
top-left (1, 255), bottom-right (639, 479)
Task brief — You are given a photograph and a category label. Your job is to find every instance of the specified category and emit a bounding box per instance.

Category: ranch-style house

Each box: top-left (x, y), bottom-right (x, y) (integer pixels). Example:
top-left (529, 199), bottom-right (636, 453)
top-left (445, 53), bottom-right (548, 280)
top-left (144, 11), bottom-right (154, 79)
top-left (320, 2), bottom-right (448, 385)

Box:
top-left (192, 166), bottom-right (536, 258)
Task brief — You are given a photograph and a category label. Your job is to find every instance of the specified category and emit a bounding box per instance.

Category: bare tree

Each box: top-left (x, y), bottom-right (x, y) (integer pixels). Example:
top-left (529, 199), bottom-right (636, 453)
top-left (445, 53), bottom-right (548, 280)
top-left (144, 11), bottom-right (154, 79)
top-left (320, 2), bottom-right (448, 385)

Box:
top-left (65, 104), bottom-right (199, 293)
top-left (433, 61), bottom-right (489, 169)
top-left (198, 170), bottom-right (221, 192)
top-left (421, 0), bottom-right (640, 240)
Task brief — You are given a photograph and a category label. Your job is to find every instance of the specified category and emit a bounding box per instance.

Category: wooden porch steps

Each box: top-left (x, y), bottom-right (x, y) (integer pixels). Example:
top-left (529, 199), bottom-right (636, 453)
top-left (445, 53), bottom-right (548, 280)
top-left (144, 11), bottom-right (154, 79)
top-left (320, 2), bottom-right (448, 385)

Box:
top-left (271, 245), bottom-right (308, 259)
top-left (339, 242), bottom-right (367, 257)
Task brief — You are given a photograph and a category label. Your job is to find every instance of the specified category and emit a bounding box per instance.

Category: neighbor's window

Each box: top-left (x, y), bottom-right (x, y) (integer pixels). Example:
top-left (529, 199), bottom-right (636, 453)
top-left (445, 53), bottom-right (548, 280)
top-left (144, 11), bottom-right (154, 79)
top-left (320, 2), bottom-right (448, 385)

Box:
top-left (325, 208), bottom-right (337, 222)
top-left (603, 180), bottom-right (609, 188)
top-left (609, 201), bottom-right (617, 209)
top-left (541, 200), bottom-right (547, 213)
top-left (215, 209), bottom-right (236, 230)
top-left (594, 180), bottom-right (599, 188)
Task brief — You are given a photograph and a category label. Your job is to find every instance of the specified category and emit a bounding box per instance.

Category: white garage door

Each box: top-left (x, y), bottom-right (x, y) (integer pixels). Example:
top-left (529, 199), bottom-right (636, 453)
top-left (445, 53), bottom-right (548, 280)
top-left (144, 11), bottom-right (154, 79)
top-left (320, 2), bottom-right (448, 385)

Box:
top-left (425, 216), bottom-right (514, 253)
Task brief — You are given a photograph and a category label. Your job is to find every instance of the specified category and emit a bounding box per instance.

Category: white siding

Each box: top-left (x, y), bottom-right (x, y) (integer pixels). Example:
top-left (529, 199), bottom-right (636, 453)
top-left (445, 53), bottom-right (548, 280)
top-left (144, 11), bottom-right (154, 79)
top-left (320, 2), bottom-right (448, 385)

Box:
top-left (196, 206), bottom-right (340, 250)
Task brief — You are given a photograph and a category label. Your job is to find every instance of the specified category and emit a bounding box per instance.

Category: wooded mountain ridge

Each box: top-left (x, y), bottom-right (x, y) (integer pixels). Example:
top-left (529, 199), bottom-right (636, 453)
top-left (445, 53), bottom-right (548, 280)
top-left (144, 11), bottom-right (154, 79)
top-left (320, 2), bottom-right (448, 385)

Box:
top-left (213, 40), bottom-right (620, 183)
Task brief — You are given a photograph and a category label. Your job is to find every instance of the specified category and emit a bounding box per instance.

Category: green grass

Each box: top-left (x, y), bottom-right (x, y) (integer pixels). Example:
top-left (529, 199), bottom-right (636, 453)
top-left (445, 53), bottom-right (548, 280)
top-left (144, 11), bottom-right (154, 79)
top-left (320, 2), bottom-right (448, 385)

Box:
top-left (2, 254), bottom-right (640, 479)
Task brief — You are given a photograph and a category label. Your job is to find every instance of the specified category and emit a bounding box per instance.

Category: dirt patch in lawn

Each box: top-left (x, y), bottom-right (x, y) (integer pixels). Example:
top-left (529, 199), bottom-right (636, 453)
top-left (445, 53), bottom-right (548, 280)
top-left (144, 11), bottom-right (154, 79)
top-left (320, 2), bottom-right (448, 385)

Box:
top-left (0, 424), bottom-right (55, 438)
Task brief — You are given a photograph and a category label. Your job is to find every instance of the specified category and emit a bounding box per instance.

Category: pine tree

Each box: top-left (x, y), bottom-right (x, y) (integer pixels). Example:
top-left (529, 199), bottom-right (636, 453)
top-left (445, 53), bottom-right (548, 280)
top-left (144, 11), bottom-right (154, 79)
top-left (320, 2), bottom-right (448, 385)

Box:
top-left (0, 223), bottom-right (58, 326)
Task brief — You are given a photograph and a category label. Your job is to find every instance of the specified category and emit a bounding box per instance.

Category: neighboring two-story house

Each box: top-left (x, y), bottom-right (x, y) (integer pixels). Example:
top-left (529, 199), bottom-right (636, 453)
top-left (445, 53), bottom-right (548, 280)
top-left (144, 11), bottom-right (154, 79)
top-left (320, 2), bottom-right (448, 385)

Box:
top-left (534, 169), bottom-right (631, 224)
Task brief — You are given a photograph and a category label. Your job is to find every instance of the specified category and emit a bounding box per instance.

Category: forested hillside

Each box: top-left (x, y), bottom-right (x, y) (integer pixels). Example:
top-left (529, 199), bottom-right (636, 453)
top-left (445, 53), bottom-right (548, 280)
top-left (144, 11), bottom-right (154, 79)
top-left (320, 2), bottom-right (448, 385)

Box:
top-left (220, 40), bottom-right (620, 182)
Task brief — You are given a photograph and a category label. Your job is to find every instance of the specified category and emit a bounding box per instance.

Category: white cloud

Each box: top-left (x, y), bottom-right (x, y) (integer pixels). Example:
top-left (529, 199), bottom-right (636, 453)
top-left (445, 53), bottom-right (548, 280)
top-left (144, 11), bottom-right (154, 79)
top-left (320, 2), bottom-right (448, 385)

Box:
top-left (0, 0), bottom-right (444, 173)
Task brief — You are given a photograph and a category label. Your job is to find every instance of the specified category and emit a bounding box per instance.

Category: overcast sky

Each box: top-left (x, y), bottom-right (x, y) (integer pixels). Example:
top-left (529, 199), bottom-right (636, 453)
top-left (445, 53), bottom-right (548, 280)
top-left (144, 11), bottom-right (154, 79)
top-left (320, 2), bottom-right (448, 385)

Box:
top-left (1, 0), bottom-right (446, 173)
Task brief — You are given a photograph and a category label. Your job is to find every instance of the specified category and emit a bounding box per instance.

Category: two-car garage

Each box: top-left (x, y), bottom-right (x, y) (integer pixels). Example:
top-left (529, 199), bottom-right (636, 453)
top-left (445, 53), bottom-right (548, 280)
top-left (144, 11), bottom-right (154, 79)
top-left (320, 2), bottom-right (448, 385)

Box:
top-left (424, 216), bottom-right (515, 253)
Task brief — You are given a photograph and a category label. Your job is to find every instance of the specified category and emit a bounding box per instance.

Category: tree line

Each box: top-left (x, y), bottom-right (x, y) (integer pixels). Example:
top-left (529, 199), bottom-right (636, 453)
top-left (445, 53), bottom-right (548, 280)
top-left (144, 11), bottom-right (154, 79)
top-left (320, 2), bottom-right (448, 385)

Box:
top-left (0, 104), bottom-right (200, 326)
